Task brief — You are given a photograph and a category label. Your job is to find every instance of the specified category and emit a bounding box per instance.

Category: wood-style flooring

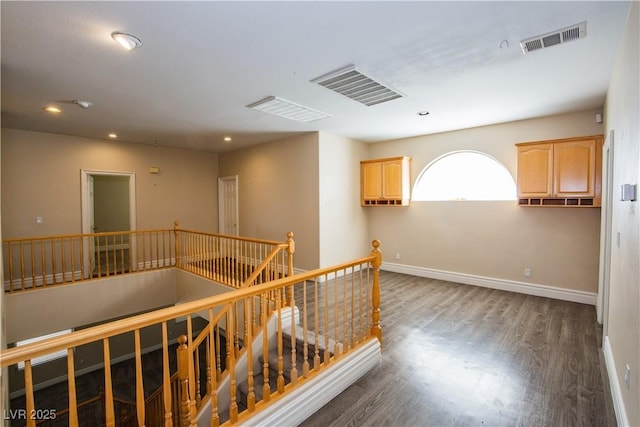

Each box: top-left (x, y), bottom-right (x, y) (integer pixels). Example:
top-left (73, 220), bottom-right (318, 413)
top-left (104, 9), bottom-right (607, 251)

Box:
top-left (301, 271), bottom-right (616, 427)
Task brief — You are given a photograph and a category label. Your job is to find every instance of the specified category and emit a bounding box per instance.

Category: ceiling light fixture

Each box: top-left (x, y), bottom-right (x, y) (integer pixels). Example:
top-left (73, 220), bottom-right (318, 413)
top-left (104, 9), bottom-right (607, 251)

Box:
top-left (108, 133), bottom-right (118, 139)
top-left (223, 136), bottom-right (232, 142)
top-left (111, 32), bottom-right (142, 51)
top-left (247, 96), bottom-right (331, 123)
top-left (44, 106), bottom-right (61, 113)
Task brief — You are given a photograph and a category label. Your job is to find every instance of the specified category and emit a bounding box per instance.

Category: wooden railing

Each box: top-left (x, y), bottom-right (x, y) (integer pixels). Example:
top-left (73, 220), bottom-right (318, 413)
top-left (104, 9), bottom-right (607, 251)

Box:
top-left (1, 240), bottom-right (382, 426)
top-left (2, 224), bottom-right (294, 293)
top-left (175, 227), bottom-right (295, 289)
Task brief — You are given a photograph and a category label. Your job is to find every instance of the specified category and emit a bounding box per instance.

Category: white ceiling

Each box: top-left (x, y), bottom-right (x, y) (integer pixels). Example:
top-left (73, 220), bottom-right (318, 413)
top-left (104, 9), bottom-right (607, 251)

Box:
top-left (1, 1), bottom-right (631, 153)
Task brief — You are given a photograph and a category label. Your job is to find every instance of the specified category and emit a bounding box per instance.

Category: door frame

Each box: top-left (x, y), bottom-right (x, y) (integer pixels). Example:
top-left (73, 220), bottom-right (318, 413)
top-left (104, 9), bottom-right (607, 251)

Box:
top-left (80, 170), bottom-right (137, 276)
top-left (218, 175), bottom-right (239, 236)
top-left (597, 130), bottom-right (614, 337)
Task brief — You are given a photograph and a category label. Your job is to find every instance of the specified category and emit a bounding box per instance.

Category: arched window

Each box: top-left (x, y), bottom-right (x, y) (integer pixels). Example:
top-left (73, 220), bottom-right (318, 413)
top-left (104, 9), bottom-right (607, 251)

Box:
top-left (412, 151), bottom-right (516, 201)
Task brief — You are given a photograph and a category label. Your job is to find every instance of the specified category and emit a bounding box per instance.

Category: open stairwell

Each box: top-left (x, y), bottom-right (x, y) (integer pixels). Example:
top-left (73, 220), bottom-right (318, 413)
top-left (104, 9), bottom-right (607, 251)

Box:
top-left (197, 308), bottom-right (381, 426)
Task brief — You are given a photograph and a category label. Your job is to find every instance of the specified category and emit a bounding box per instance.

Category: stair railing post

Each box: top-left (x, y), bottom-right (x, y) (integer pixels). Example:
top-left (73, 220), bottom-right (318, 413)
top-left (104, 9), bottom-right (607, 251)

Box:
top-left (370, 240), bottom-right (382, 343)
top-left (176, 335), bottom-right (191, 427)
top-left (286, 232), bottom-right (295, 307)
top-left (174, 221), bottom-right (181, 269)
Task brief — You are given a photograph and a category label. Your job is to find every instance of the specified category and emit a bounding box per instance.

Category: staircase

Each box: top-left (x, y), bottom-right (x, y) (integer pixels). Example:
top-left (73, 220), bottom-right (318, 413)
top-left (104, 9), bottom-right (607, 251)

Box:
top-left (197, 306), bottom-right (380, 427)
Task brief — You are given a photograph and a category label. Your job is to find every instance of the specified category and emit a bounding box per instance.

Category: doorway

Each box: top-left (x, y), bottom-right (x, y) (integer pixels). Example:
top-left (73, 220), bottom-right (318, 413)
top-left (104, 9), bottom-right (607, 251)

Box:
top-left (218, 175), bottom-right (239, 236)
top-left (80, 170), bottom-right (137, 277)
top-left (597, 130), bottom-right (614, 338)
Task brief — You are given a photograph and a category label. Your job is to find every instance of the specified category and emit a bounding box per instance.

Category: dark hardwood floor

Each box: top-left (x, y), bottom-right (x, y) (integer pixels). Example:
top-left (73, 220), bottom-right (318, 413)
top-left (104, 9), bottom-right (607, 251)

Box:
top-left (301, 271), bottom-right (616, 427)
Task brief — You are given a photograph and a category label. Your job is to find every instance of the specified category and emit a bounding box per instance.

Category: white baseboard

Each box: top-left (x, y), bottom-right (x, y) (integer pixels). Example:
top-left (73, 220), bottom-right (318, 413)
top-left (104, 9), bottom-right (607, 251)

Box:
top-left (603, 336), bottom-right (629, 427)
top-left (382, 262), bottom-right (597, 305)
top-left (240, 338), bottom-right (381, 427)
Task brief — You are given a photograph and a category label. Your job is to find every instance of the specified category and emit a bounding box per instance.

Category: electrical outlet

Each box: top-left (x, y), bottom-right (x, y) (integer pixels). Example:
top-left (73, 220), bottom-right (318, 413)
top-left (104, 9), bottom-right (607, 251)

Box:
top-left (35, 216), bottom-right (43, 225)
top-left (524, 267), bottom-right (531, 278)
top-left (395, 253), bottom-right (401, 260)
top-left (625, 364), bottom-right (631, 388)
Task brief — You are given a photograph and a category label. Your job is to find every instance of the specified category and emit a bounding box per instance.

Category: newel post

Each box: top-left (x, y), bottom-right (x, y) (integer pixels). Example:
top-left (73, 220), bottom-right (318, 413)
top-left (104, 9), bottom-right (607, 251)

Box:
top-left (177, 335), bottom-right (192, 427)
top-left (286, 232), bottom-right (295, 277)
top-left (370, 240), bottom-right (382, 343)
top-left (174, 221), bottom-right (181, 268)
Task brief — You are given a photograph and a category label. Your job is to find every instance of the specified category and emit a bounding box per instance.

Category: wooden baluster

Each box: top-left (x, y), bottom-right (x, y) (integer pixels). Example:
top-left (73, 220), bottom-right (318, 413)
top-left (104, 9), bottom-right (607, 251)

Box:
top-left (245, 297), bottom-right (256, 411)
top-left (208, 308), bottom-right (219, 427)
top-left (67, 348), bottom-right (79, 425)
top-left (50, 238), bottom-right (57, 284)
top-left (302, 279), bottom-right (310, 377)
top-left (343, 269), bottom-right (349, 351)
top-left (38, 242), bottom-right (47, 287)
top-left (289, 282), bottom-right (298, 385)
top-left (206, 335), bottom-right (212, 396)
top-left (30, 241), bottom-right (36, 288)
top-left (324, 274), bottom-right (331, 365)
top-left (162, 322), bottom-right (173, 427)
top-left (186, 316), bottom-right (196, 421)
top-left (261, 295), bottom-right (271, 402)
top-left (351, 267), bottom-right (356, 346)
top-left (70, 238), bottom-right (76, 282)
top-left (313, 278), bottom-right (320, 371)
top-left (334, 272), bottom-right (340, 358)
top-left (194, 344), bottom-right (201, 408)
top-left (176, 335), bottom-right (191, 427)
top-left (104, 338), bottom-right (116, 427)
top-left (24, 360), bottom-right (35, 427)
top-left (135, 329), bottom-right (146, 426)
top-left (276, 289), bottom-right (285, 393)
top-left (370, 240), bottom-right (382, 342)
top-left (227, 307), bottom-right (238, 422)
top-left (215, 325), bottom-right (222, 381)
top-left (60, 238), bottom-right (67, 283)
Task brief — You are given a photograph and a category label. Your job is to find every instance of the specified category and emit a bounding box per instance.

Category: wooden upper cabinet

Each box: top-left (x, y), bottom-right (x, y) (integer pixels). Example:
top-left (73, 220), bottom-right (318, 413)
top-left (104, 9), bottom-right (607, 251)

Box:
top-left (516, 135), bottom-right (603, 207)
top-left (517, 143), bottom-right (553, 197)
top-left (361, 156), bottom-right (411, 206)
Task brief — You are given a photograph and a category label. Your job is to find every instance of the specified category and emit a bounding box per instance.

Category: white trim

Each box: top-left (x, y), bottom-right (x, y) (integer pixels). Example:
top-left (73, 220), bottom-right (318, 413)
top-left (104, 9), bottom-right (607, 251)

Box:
top-left (239, 338), bottom-right (381, 427)
top-left (4, 270), bottom-right (83, 291)
top-left (382, 262), bottom-right (597, 305)
top-left (603, 336), bottom-right (629, 427)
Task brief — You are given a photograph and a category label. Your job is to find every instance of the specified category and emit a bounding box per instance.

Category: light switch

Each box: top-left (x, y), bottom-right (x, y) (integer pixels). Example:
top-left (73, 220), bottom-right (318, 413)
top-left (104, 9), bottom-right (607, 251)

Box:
top-left (36, 216), bottom-right (43, 224)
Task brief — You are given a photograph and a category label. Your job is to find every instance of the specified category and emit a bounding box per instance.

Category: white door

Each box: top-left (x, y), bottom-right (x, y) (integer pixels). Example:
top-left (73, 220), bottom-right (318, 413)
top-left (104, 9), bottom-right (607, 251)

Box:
top-left (218, 176), bottom-right (239, 236)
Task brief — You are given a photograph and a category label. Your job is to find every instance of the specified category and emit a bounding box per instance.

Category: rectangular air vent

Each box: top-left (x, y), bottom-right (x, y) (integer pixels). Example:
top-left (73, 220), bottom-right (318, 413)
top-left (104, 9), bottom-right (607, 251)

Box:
top-left (311, 65), bottom-right (403, 106)
top-left (247, 96), bottom-right (331, 123)
top-left (520, 22), bottom-right (587, 54)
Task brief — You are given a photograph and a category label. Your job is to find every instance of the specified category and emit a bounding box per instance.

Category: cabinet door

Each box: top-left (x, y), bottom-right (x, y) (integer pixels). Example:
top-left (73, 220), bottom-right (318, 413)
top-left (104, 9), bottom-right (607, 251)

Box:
top-left (554, 139), bottom-right (596, 197)
top-left (517, 144), bottom-right (553, 197)
top-left (362, 162), bottom-right (382, 200)
top-left (382, 160), bottom-right (403, 199)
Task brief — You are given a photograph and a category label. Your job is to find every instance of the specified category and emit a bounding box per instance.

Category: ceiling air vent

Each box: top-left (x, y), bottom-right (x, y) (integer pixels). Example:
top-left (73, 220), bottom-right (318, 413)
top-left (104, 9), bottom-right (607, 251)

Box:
top-left (311, 65), bottom-right (403, 106)
top-left (247, 96), bottom-right (331, 123)
top-left (520, 22), bottom-right (587, 54)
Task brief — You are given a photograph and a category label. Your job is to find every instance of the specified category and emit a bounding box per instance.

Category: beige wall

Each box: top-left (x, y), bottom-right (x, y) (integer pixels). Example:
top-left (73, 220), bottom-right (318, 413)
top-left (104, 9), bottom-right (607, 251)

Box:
top-left (318, 132), bottom-right (370, 267)
top-left (603, 2), bottom-right (639, 424)
top-left (367, 109), bottom-right (604, 293)
top-left (1, 128), bottom-right (219, 238)
top-left (219, 133), bottom-right (320, 270)
top-left (5, 269), bottom-right (177, 343)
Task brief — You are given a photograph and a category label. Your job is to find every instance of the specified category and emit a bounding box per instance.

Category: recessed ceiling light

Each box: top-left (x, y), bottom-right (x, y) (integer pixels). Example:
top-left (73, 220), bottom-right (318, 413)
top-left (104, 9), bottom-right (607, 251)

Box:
top-left (108, 133), bottom-right (118, 139)
top-left (44, 106), bottom-right (62, 114)
top-left (417, 111), bottom-right (430, 116)
top-left (223, 136), bottom-right (232, 142)
top-left (111, 32), bottom-right (142, 51)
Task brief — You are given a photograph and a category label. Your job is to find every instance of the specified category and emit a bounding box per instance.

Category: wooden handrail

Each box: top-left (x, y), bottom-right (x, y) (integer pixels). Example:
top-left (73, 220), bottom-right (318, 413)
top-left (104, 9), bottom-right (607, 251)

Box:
top-left (1, 254), bottom-right (375, 367)
top-left (174, 227), bottom-right (286, 247)
top-left (3, 238), bottom-right (382, 427)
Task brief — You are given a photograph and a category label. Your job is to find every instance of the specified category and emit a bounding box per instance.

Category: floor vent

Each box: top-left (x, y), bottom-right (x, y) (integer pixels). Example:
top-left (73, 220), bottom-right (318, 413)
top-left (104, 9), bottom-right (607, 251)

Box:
top-left (520, 22), bottom-right (586, 54)
top-left (311, 65), bottom-right (403, 106)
